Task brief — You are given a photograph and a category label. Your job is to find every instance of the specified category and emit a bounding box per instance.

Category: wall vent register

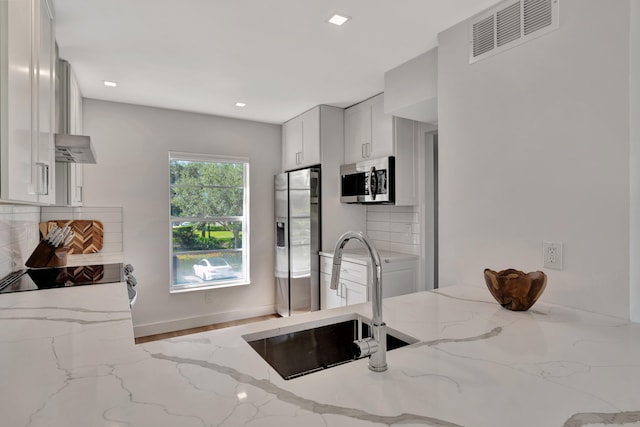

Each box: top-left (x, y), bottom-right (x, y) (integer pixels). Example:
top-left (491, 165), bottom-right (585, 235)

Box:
top-left (469, 0), bottom-right (559, 64)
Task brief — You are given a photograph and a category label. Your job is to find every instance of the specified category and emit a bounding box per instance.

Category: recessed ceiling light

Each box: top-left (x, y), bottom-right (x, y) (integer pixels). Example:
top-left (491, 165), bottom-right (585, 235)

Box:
top-left (103, 80), bottom-right (118, 87)
top-left (327, 13), bottom-right (350, 26)
top-left (235, 102), bottom-right (247, 108)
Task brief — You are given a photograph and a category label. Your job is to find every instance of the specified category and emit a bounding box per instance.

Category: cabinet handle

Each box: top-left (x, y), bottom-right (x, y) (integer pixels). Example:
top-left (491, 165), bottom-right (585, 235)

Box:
top-left (35, 163), bottom-right (49, 195)
top-left (361, 143), bottom-right (366, 158)
top-left (366, 143), bottom-right (371, 157)
top-left (77, 186), bottom-right (83, 203)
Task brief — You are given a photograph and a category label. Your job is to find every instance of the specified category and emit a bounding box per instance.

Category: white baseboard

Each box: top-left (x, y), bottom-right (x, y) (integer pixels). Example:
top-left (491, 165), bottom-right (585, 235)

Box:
top-left (133, 304), bottom-right (276, 338)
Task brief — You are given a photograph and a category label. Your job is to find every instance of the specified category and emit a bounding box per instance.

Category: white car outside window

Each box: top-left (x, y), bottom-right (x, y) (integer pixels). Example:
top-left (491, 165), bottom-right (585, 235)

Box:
top-left (193, 258), bottom-right (234, 281)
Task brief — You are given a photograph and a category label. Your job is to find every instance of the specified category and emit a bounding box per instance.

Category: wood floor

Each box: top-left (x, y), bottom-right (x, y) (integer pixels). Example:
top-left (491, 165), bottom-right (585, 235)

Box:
top-left (134, 314), bottom-right (279, 344)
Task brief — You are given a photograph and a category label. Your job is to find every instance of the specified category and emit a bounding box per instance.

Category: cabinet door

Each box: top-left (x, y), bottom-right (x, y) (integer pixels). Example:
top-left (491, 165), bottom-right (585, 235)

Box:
top-left (1, 0), bottom-right (55, 204)
top-left (321, 273), bottom-right (344, 310)
top-left (370, 94), bottom-right (394, 158)
top-left (34, 0), bottom-right (55, 204)
top-left (300, 108), bottom-right (320, 167)
top-left (2, 0), bottom-right (37, 202)
top-left (69, 69), bottom-right (82, 134)
top-left (283, 117), bottom-right (302, 171)
top-left (68, 68), bottom-right (83, 206)
top-left (343, 279), bottom-right (367, 306)
top-left (344, 102), bottom-right (370, 164)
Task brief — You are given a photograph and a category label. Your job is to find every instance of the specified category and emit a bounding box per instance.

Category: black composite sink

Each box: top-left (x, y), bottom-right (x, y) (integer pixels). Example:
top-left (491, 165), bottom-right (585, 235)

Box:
top-left (243, 314), bottom-right (417, 380)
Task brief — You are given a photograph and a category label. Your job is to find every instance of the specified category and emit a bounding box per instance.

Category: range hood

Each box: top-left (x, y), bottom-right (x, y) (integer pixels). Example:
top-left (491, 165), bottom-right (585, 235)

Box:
top-left (54, 134), bottom-right (97, 164)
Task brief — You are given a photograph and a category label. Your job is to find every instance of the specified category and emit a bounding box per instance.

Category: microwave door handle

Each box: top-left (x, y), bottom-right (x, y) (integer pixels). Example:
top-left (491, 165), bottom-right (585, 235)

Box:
top-left (368, 166), bottom-right (376, 200)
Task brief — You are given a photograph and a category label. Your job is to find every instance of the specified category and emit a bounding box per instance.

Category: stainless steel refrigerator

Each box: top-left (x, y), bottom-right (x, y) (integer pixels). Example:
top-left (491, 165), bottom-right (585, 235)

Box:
top-left (275, 167), bottom-right (321, 317)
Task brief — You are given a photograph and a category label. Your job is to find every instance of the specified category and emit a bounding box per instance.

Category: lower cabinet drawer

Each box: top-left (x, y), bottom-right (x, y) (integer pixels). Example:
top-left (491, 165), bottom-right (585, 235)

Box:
top-left (339, 261), bottom-right (367, 284)
top-left (320, 256), bottom-right (367, 285)
top-left (320, 253), bottom-right (416, 309)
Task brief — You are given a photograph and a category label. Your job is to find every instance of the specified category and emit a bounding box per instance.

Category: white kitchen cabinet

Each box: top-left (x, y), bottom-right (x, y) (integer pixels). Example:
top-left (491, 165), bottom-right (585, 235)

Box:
top-left (342, 278), bottom-right (368, 306)
top-left (370, 94), bottom-right (394, 158)
top-left (320, 271), bottom-right (345, 309)
top-left (282, 107), bottom-right (320, 171)
top-left (344, 93), bottom-right (420, 206)
top-left (344, 101), bottom-right (370, 163)
top-left (344, 93), bottom-right (395, 164)
top-left (0, 0), bottom-right (56, 204)
top-left (55, 62), bottom-right (84, 206)
top-left (68, 68), bottom-right (84, 206)
top-left (320, 252), bottom-right (417, 310)
top-left (320, 265), bottom-right (368, 310)
top-left (321, 255), bottom-right (366, 309)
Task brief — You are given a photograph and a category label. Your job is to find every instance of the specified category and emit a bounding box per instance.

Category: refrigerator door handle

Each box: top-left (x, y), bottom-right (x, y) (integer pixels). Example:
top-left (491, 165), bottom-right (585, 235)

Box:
top-left (276, 221), bottom-right (286, 247)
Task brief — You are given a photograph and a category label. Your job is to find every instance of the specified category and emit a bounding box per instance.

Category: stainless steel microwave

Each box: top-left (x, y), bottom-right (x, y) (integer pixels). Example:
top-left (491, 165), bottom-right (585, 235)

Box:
top-left (340, 156), bottom-right (395, 204)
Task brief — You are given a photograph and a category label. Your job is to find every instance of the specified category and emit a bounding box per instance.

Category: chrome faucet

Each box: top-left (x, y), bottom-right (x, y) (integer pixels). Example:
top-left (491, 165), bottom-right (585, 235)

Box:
top-left (330, 231), bottom-right (387, 372)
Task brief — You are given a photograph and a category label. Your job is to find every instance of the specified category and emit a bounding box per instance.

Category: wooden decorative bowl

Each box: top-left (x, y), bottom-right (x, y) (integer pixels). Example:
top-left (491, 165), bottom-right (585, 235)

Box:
top-left (483, 268), bottom-right (547, 311)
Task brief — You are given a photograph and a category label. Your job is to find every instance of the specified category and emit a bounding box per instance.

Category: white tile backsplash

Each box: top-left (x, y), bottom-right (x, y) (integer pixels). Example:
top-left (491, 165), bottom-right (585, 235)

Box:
top-left (40, 206), bottom-right (123, 253)
top-left (0, 205), bottom-right (40, 277)
top-left (366, 205), bottom-right (420, 255)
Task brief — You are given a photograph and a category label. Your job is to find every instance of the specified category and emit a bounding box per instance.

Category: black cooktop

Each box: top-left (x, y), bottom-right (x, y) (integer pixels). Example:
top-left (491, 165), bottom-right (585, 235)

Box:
top-left (0, 263), bottom-right (124, 294)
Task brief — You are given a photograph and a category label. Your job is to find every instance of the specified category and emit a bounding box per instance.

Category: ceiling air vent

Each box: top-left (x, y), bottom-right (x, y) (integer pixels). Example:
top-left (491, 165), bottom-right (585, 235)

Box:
top-left (469, 0), bottom-right (559, 64)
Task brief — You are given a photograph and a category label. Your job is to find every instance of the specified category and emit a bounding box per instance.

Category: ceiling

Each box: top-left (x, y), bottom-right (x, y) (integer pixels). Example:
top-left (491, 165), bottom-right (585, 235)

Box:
top-left (52, 0), bottom-right (499, 124)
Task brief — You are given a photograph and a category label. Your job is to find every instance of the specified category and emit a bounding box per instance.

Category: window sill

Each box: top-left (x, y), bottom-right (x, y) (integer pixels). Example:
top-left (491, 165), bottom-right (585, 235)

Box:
top-left (170, 280), bottom-right (251, 294)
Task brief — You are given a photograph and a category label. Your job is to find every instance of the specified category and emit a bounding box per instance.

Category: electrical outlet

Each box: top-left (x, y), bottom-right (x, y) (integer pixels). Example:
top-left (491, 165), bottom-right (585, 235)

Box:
top-left (543, 241), bottom-right (563, 270)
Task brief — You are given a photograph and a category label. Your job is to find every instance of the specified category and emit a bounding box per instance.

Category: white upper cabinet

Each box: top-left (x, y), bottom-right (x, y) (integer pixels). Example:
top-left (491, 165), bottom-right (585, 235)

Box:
top-left (282, 107), bottom-right (321, 171)
top-left (370, 94), bottom-right (394, 158)
top-left (35, 0), bottom-right (56, 204)
top-left (344, 101), bottom-right (370, 163)
top-left (344, 93), bottom-right (420, 206)
top-left (68, 68), bottom-right (84, 206)
top-left (344, 93), bottom-right (395, 164)
top-left (56, 63), bottom-right (84, 206)
top-left (1, 0), bottom-right (56, 204)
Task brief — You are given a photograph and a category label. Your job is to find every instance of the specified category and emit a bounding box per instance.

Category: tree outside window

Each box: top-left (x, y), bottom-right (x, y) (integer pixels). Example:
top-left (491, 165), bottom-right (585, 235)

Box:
top-left (169, 152), bottom-right (249, 291)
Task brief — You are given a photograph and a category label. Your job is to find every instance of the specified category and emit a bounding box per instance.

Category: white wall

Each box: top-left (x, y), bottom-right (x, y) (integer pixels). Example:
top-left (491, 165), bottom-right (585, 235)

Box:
top-left (0, 205), bottom-right (39, 277)
top-left (438, 0), bottom-right (632, 318)
top-left (384, 48), bottom-right (438, 123)
top-left (82, 99), bottom-right (282, 336)
top-left (630, 0), bottom-right (640, 322)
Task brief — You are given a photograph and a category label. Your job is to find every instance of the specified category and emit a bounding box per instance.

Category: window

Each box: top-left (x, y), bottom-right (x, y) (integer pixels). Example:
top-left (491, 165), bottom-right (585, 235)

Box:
top-left (169, 152), bottom-right (250, 292)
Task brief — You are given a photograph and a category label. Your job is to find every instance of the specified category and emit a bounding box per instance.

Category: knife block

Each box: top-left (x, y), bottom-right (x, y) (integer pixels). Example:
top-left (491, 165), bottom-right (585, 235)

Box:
top-left (25, 241), bottom-right (68, 268)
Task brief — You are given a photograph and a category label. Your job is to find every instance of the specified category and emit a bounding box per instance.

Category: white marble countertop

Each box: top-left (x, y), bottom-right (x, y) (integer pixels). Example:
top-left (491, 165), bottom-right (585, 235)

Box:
top-left (319, 248), bottom-right (418, 265)
top-left (1, 283), bottom-right (639, 426)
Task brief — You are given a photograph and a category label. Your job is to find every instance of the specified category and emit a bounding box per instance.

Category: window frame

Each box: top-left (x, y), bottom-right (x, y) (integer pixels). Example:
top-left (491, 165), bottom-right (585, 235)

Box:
top-left (168, 151), bottom-right (250, 293)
